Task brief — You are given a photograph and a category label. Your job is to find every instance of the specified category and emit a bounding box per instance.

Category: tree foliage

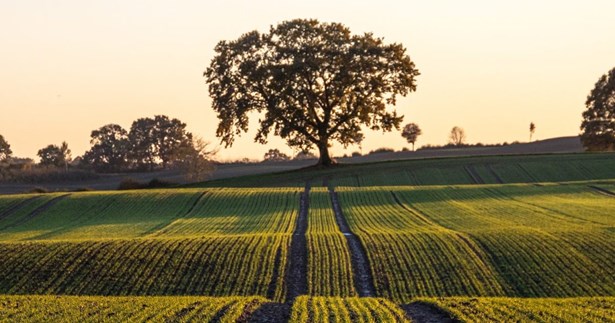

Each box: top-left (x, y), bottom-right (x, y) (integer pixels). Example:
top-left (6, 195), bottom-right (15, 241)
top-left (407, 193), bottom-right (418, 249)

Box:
top-left (205, 19), bottom-right (419, 166)
top-left (83, 124), bottom-right (130, 172)
top-left (173, 137), bottom-right (216, 182)
top-left (401, 123), bottom-right (422, 151)
top-left (581, 67), bottom-right (615, 151)
top-left (263, 149), bottom-right (290, 162)
top-left (529, 122), bottom-right (536, 142)
top-left (37, 144), bottom-right (67, 167)
top-left (449, 126), bottom-right (466, 146)
top-left (0, 134), bottom-right (11, 161)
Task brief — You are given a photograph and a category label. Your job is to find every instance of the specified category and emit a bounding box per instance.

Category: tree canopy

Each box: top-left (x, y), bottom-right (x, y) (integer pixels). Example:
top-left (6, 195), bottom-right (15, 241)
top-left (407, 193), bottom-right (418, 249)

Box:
top-left (581, 67), bottom-right (615, 151)
top-left (449, 127), bottom-right (466, 146)
top-left (205, 19), bottom-right (419, 166)
top-left (37, 143), bottom-right (70, 167)
top-left (0, 134), bottom-right (11, 161)
top-left (401, 123), bottom-right (422, 151)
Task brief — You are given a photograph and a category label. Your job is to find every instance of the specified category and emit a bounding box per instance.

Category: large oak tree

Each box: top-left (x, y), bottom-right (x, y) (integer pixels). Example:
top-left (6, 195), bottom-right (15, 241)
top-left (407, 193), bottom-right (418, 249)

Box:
top-left (581, 67), bottom-right (615, 151)
top-left (205, 19), bottom-right (419, 166)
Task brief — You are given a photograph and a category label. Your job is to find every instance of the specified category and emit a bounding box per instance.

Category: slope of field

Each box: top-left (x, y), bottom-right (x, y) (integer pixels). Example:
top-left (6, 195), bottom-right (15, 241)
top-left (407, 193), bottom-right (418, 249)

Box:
top-left (201, 153), bottom-right (615, 188)
top-left (338, 183), bottom-right (615, 301)
top-left (0, 188), bottom-right (300, 302)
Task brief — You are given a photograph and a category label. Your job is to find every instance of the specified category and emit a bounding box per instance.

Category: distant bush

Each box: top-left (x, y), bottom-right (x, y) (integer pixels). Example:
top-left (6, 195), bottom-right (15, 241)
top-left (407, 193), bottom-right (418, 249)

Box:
top-left (368, 147), bottom-right (395, 155)
top-left (28, 187), bottom-right (49, 194)
top-left (117, 177), bottom-right (177, 190)
top-left (117, 178), bottom-right (143, 190)
top-left (351, 151), bottom-right (362, 157)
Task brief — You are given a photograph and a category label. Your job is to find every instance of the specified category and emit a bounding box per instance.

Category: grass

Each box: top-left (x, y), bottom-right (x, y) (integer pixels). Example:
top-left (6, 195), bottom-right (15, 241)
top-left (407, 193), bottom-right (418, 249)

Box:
top-left (290, 296), bottom-right (409, 322)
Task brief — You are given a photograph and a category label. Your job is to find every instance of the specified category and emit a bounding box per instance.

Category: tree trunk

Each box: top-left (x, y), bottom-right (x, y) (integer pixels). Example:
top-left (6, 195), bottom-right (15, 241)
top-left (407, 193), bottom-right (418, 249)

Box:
top-left (317, 142), bottom-right (334, 167)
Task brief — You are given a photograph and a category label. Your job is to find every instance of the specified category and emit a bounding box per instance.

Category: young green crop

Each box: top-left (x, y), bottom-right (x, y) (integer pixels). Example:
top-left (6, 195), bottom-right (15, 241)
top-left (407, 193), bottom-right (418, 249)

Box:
top-left (429, 297), bottom-right (615, 322)
top-left (307, 188), bottom-right (356, 297)
top-left (290, 296), bottom-right (409, 322)
top-left (0, 295), bottom-right (267, 322)
top-left (337, 183), bottom-right (615, 301)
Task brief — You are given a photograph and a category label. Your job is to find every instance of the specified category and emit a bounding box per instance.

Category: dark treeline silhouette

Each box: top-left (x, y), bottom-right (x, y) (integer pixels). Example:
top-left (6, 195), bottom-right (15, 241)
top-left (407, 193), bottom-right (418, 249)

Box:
top-left (83, 115), bottom-right (215, 175)
top-left (581, 66), bottom-right (615, 151)
top-left (205, 19), bottom-right (420, 167)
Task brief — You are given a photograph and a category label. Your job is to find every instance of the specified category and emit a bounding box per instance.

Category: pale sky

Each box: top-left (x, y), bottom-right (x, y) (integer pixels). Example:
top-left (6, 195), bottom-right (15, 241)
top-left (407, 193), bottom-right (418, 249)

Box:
top-left (1, 0), bottom-right (614, 161)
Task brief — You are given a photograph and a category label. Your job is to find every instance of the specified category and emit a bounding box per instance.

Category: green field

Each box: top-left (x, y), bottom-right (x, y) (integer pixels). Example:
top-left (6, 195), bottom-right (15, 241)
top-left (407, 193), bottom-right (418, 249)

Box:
top-left (0, 153), bottom-right (613, 321)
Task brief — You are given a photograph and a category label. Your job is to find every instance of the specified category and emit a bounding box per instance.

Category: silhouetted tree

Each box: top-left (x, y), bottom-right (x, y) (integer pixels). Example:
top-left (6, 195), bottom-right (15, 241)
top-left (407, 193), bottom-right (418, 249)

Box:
top-left (37, 144), bottom-right (64, 167)
top-left (401, 123), bottom-right (422, 151)
top-left (263, 149), bottom-right (290, 162)
top-left (529, 122), bottom-right (536, 142)
top-left (173, 136), bottom-right (216, 182)
top-left (581, 67), bottom-right (615, 151)
top-left (59, 141), bottom-right (72, 171)
top-left (449, 126), bottom-right (466, 146)
top-left (83, 124), bottom-right (130, 172)
top-left (129, 115), bottom-right (193, 170)
top-left (294, 150), bottom-right (317, 160)
top-left (205, 19), bottom-right (419, 166)
top-left (0, 134), bottom-right (11, 161)
top-left (129, 117), bottom-right (158, 170)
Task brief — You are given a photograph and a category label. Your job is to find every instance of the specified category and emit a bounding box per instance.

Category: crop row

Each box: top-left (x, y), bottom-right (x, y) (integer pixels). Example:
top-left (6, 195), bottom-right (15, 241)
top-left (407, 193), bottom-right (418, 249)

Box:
top-left (329, 154), bottom-right (615, 187)
top-left (0, 295), bottom-right (266, 322)
top-left (337, 185), bottom-right (614, 300)
top-left (290, 296), bottom-right (409, 322)
top-left (158, 188), bottom-right (299, 237)
top-left (307, 189), bottom-right (355, 297)
top-left (0, 235), bottom-right (290, 301)
top-left (0, 188), bottom-right (300, 241)
top-left (430, 297), bottom-right (615, 322)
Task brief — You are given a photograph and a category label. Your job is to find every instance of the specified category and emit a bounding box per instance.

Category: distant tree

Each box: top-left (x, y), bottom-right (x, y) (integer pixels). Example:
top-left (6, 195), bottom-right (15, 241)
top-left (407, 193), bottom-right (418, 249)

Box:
top-left (263, 149), bottom-right (290, 162)
top-left (529, 122), bottom-right (536, 142)
top-left (581, 67), bottom-right (615, 151)
top-left (129, 115), bottom-right (193, 170)
top-left (59, 141), bottom-right (72, 171)
top-left (128, 118), bottom-right (158, 170)
top-left (83, 124), bottom-right (130, 172)
top-left (0, 134), bottom-right (11, 161)
top-left (37, 144), bottom-right (64, 167)
top-left (294, 150), bottom-right (317, 160)
top-left (173, 137), bottom-right (216, 182)
top-left (449, 126), bottom-right (466, 146)
top-left (204, 19), bottom-right (420, 166)
top-left (401, 123), bottom-right (422, 151)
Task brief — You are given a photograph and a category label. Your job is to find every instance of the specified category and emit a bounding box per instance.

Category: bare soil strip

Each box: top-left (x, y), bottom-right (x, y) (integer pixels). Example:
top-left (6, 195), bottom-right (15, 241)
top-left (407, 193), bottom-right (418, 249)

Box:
top-left (588, 185), bottom-right (615, 197)
top-left (464, 165), bottom-right (485, 184)
top-left (0, 194), bottom-right (69, 230)
top-left (247, 302), bottom-right (291, 323)
top-left (266, 247), bottom-right (283, 299)
top-left (0, 196), bottom-right (40, 221)
top-left (329, 188), bottom-right (376, 297)
top-left (486, 164), bottom-right (504, 184)
top-left (401, 301), bottom-right (459, 323)
top-left (284, 182), bottom-right (310, 303)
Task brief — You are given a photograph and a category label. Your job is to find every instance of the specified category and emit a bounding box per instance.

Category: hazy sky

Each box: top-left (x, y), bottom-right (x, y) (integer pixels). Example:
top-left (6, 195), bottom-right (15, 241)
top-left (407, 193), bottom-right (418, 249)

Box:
top-left (1, 0), bottom-right (614, 161)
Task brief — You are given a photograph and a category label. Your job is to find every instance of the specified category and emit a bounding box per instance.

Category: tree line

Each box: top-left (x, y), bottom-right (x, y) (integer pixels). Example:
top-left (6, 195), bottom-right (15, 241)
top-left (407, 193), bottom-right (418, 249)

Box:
top-left (0, 115), bottom-right (215, 181)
